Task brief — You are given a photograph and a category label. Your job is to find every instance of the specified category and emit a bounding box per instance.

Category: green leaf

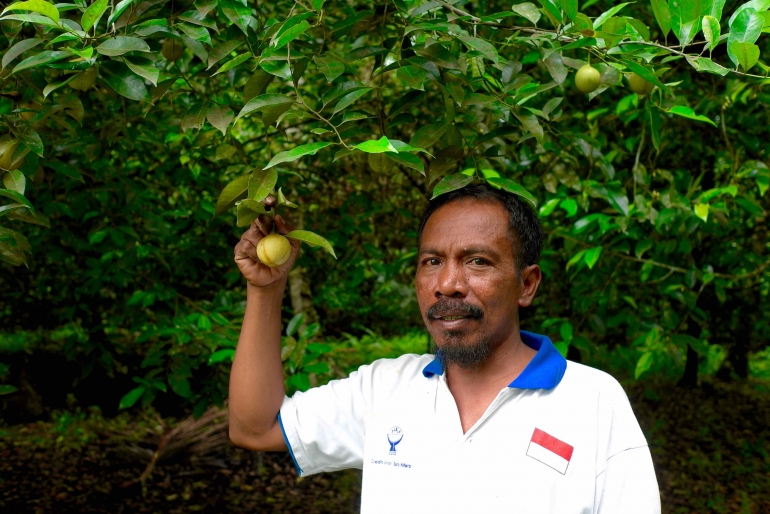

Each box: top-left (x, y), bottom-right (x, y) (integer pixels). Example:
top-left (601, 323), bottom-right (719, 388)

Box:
top-left (694, 203), bottom-right (709, 222)
top-left (123, 56), bottom-right (159, 86)
top-left (313, 56), bottom-right (345, 82)
top-left (285, 229), bottom-right (336, 258)
top-left (2, 38), bottom-right (43, 70)
top-left (432, 173), bottom-right (475, 199)
top-left (9, 125), bottom-right (43, 157)
top-left (236, 201), bottom-right (263, 226)
top-left (415, 43), bottom-right (460, 69)
top-left (486, 177), bottom-right (538, 208)
top-left (2, 0), bottom-right (59, 24)
top-left (344, 46), bottom-right (389, 61)
top-left (177, 22), bottom-right (212, 45)
top-left (286, 313), bottom-right (304, 336)
top-left (208, 349), bottom-right (235, 364)
top-left (536, 0), bottom-right (563, 24)
top-left (667, 106), bottom-right (717, 127)
top-left (650, 0), bottom-right (672, 37)
top-left (332, 87), bottom-right (373, 115)
top-left (213, 52), bottom-right (251, 76)
top-left (512, 2), bottom-right (541, 25)
top-left (566, 249), bottom-right (587, 270)
top-left (635, 352), bottom-right (654, 379)
top-left (242, 70), bottom-right (274, 103)
top-left (0, 385), bottom-right (18, 395)
top-left (245, 170), bottom-right (276, 203)
top-left (458, 36), bottom-right (499, 63)
top-left (272, 20), bottom-right (311, 50)
top-left (757, 175), bottom-right (769, 196)
top-left (169, 374), bottom-right (192, 398)
top-left (583, 246), bottom-right (603, 269)
top-left (727, 8), bottom-right (764, 66)
top-left (303, 362), bottom-right (330, 374)
top-left (11, 50), bottom-right (70, 75)
top-left (731, 41), bottom-right (760, 71)
top-left (686, 55), bottom-right (730, 75)
top-left (264, 142), bottom-right (334, 169)
top-left (0, 189), bottom-right (33, 210)
top-left (622, 59), bottom-right (671, 95)
top-left (702, 15), bottom-right (721, 51)
top-left (235, 94), bottom-right (293, 123)
top-left (559, 0), bottom-right (577, 21)
top-left (3, 170), bottom-right (25, 194)
top-left (409, 122), bottom-right (449, 149)
top-left (593, 2), bottom-right (632, 29)
top-left (514, 112), bottom-right (543, 142)
top-left (220, 0), bottom-right (251, 33)
top-left (215, 174), bottom-right (250, 215)
top-left (386, 152), bottom-right (424, 174)
top-left (353, 136), bottom-right (397, 154)
top-left (207, 39), bottom-right (244, 69)
top-left (96, 36), bottom-right (150, 56)
top-left (119, 386), bottom-right (145, 409)
top-left (287, 373), bottom-right (310, 392)
top-left (397, 64), bottom-right (427, 90)
top-left (607, 187), bottom-right (629, 215)
top-left (207, 105), bottom-right (234, 135)
top-left (99, 60), bottom-right (150, 101)
top-left (181, 101), bottom-right (209, 131)
top-left (106, 0), bottom-right (132, 25)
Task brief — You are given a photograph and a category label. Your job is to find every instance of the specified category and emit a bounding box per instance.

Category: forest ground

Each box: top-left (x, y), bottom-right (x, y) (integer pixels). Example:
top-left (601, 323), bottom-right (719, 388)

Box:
top-left (1, 378), bottom-right (769, 514)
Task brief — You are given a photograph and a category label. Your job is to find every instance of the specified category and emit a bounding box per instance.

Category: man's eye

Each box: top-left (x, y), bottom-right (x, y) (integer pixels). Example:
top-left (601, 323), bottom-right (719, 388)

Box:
top-left (425, 258), bottom-right (440, 266)
top-left (471, 258), bottom-right (487, 266)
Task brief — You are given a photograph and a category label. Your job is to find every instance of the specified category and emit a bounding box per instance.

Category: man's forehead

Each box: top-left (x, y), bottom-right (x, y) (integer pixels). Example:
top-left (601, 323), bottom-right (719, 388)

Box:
top-left (419, 199), bottom-right (512, 248)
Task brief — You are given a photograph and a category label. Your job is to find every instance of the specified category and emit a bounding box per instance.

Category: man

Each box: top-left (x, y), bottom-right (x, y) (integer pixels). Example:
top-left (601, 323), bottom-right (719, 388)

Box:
top-left (229, 184), bottom-right (661, 513)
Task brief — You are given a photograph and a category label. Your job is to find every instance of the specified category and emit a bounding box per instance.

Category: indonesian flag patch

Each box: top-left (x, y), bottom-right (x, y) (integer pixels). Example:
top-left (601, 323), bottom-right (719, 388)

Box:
top-left (526, 428), bottom-right (574, 474)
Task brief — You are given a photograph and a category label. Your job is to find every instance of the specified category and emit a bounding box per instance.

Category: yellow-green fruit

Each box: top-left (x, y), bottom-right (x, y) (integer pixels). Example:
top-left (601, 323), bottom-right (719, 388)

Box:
top-left (162, 39), bottom-right (185, 61)
top-left (0, 139), bottom-right (18, 170)
top-left (70, 67), bottom-right (97, 91)
top-left (575, 64), bottom-right (601, 94)
top-left (256, 233), bottom-right (292, 268)
top-left (628, 73), bottom-right (654, 95)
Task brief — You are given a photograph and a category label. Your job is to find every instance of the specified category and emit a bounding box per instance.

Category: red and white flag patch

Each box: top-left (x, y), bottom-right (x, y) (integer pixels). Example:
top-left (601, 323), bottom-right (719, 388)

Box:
top-left (526, 428), bottom-right (574, 474)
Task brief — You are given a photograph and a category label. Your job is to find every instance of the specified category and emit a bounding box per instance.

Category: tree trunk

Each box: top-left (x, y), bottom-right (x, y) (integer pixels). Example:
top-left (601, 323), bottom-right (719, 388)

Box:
top-left (678, 344), bottom-right (699, 389)
top-left (286, 207), bottom-right (318, 333)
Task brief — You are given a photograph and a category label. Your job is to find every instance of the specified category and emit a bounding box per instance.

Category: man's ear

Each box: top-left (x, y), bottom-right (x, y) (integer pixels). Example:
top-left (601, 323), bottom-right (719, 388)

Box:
top-left (518, 264), bottom-right (542, 308)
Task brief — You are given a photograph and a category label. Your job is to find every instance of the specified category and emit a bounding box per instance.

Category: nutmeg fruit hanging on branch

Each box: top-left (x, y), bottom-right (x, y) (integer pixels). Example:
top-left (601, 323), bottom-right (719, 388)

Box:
top-left (575, 64), bottom-right (601, 94)
top-left (256, 233), bottom-right (292, 268)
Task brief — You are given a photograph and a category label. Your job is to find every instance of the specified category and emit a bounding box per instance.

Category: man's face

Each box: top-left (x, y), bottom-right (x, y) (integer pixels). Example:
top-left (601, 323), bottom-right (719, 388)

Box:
top-left (415, 199), bottom-right (541, 368)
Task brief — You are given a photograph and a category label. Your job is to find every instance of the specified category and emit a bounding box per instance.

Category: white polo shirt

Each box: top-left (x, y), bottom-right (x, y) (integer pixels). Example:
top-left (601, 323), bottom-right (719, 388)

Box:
top-left (278, 331), bottom-right (661, 513)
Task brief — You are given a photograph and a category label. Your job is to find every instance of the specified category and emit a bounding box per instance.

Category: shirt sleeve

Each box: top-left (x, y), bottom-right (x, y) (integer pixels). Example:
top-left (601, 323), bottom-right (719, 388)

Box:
top-left (278, 365), bottom-right (372, 476)
top-left (593, 376), bottom-right (661, 514)
top-left (595, 446), bottom-right (661, 514)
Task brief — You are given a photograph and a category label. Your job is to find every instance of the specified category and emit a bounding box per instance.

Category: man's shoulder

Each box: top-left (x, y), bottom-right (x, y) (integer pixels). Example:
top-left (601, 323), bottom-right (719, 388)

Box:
top-left (358, 353), bottom-right (435, 379)
top-left (560, 360), bottom-right (629, 398)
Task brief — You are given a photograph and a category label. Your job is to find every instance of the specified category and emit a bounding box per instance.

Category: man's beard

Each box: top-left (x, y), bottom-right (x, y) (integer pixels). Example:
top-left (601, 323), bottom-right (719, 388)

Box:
top-left (429, 332), bottom-right (496, 369)
top-left (425, 297), bottom-right (493, 369)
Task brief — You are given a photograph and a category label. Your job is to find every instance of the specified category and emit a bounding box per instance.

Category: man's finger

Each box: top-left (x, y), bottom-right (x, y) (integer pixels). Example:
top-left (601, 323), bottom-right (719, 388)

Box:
top-left (274, 214), bottom-right (295, 236)
top-left (256, 214), bottom-right (273, 236)
top-left (234, 238), bottom-right (257, 262)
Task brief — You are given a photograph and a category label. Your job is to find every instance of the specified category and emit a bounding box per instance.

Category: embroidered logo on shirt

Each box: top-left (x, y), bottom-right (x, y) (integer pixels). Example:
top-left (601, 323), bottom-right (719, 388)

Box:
top-left (526, 428), bottom-right (574, 474)
top-left (387, 426), bottom-right (403, 455)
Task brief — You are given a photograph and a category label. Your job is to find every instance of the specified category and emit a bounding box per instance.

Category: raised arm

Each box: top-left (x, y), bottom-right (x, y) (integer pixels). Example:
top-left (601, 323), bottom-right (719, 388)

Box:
top-left (228, 212), bottom-right (300, 451)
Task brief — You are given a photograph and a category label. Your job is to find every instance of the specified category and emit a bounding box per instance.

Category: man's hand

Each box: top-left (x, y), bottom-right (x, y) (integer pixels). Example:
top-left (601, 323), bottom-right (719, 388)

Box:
top-left (234, 208), bottom-right (300, 289)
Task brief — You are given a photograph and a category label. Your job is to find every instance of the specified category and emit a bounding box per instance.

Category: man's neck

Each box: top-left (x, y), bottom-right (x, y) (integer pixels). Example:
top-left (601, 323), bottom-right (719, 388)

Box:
top-left (444, 331), bottom-right (537, 433)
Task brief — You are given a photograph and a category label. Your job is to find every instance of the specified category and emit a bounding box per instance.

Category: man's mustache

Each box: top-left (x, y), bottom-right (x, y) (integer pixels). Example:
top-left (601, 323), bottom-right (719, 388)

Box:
top-left (425, 298), bottom-right (484, 320)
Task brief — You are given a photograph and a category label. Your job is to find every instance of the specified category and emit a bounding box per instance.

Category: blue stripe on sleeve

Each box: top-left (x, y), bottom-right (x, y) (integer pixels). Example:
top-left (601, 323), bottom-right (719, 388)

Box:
top-left (277, 412), bottom-right (303, 476)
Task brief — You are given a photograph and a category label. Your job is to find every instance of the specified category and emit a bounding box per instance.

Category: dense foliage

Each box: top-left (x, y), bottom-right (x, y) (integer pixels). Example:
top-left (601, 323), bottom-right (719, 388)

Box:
top-left (0, 0), bottom-right (769, 418)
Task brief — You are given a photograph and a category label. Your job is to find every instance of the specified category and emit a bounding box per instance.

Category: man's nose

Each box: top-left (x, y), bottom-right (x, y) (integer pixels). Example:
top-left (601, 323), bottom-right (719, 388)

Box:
top-left (436, 261), bottom-right (468, 298)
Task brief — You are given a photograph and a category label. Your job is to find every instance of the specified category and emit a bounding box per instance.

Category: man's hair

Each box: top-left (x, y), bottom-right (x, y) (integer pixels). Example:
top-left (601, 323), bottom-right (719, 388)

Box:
top-left (417, 183), bottom-right (544, 270)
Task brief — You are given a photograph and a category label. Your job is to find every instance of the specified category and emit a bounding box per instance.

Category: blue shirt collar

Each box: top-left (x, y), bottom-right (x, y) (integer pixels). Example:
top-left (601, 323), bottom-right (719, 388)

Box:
top-left (421, 330), bottom-right (567, 390)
